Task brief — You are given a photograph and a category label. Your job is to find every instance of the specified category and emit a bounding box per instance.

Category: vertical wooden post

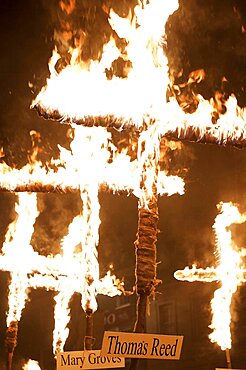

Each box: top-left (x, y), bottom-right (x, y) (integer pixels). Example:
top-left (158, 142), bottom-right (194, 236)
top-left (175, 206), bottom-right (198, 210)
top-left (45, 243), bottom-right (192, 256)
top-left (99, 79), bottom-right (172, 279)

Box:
top-left (5, 321), bottom-right (18, 370)
top-left (130, 197), bottom-right (159, 370)
top-left (84, 309), bottom-right (94, 351)
top-left (225, 348), bottom-right (232, 369)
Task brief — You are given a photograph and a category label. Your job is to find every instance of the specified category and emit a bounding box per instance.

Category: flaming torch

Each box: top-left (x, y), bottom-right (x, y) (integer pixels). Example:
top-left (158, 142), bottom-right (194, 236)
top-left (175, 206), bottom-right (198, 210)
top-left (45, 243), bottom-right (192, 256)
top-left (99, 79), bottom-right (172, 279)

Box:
top-left (174, 202), bottom-right (246, 368)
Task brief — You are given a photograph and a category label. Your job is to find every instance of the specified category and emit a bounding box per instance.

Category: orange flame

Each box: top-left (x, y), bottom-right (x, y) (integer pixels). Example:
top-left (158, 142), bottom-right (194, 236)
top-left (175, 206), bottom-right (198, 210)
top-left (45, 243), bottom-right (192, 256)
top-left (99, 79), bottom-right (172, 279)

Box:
top-left (2, 193), bottom-right (39, 326)
top-left (0, 126), bottom-right (185, 197)
top-left (32, 0), bottom-right (179, 127)
top-left (31, 0), bottom-right (246, 146)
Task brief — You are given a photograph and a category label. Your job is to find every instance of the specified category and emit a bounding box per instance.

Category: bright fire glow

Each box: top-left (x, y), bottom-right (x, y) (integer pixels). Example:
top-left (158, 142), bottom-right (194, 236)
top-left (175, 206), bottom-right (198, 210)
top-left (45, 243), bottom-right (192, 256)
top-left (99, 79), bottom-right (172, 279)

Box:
top-left (174, 202), bottom-right (246, 350)
top-left (32, 0), bottom-right (246, 145)
top-left (0, 124), bottom-right (184, 355)
top-left (32, 0), bottom-right (179, 128)
top-left (3, 193), bottom-right (39, 326)
top-left (0, 0), bottom-right (190, 360)
top-left (22, 359), bottom-right (41, 370)
top-left (0, 0), bottom-right (187, 353)
top-left (0, 126), bottom-right (184, 198)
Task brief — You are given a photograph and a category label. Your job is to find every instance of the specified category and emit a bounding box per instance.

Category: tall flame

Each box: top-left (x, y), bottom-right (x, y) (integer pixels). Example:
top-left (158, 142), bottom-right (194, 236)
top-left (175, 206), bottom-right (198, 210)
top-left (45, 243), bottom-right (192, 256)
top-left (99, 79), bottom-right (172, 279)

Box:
top-left (209, 203), bottom-right (246, 350)
top-left (174, 202), bottom-right (246, 350)
top-left (3, 193), bottom-right (39, 326)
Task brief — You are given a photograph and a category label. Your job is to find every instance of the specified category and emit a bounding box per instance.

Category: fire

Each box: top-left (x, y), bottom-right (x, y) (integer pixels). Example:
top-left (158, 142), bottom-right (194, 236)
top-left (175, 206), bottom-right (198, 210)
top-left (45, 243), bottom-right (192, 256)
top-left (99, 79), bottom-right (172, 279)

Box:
top-left (32, 0), bottom-right (179, 127)
top-left (174, 202), bottom-right (246, 350)
top-left (22, 359), bottom-right (41, 370)
top-left (162, 94), bottom-right (246, 146)
top-left (0, 126), bottom-right (184, 197)
top-left (1, 1), bottom-right (186, 355)
top-left (3, 193), bottom-right (39, 327)
top-left (32, 1), bottom-right (246, 146)
top-left (0, 121), bottom-right (184, 353)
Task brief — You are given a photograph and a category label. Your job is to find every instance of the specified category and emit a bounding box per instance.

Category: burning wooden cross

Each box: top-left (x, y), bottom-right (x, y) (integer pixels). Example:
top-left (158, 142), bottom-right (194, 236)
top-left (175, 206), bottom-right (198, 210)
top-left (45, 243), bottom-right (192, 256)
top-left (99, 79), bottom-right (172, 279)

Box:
top-left (0, 122), bottom-right (184, 366)
top-left (1, 3), bottom-right (185, 367)
top-left (174, 202), bottom-right (246, 367)
top-left (2, 192), bottom-right (124, 369)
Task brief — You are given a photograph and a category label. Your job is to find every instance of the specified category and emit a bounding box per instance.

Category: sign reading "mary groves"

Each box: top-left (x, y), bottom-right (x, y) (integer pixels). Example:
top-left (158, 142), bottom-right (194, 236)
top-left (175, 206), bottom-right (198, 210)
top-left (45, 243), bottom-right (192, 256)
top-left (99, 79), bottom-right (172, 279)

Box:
top-left (57, 350), bottom-right (125, 369)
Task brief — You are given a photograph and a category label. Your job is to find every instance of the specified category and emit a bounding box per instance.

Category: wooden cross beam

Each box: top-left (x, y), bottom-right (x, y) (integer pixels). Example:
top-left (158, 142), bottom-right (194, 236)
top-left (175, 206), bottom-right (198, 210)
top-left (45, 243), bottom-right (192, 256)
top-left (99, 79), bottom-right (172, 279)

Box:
top-left (33, 96), bottom-right (246, 149)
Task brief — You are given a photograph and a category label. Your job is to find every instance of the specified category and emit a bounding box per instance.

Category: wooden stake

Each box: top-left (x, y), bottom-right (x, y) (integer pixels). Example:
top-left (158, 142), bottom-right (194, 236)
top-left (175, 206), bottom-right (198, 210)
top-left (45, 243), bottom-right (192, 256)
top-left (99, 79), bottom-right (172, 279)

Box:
top-left (84, 309), bottom-right (94, 351)
top-left (129, 197), bottom-right (159, 370)
top-left (5, 321), bottom-right (18, 370)
top-left (225, 348), bottom-right (232, 369)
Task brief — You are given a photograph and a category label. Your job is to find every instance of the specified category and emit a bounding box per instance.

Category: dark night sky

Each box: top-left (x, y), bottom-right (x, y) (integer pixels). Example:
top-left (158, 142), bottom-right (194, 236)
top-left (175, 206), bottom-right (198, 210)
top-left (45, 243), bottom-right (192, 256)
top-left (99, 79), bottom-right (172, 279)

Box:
top-left (1, 1), bottom-right (246, 369)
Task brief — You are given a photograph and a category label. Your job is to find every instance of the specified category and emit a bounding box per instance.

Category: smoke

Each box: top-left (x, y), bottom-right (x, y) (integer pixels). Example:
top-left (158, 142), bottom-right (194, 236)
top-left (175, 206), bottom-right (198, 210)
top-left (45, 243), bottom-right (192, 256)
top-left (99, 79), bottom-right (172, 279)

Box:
top-left (31, 193), bottom-right (81, 256)
top-left (165, 0), bottom-right (246, 107)
top-left (41, 0), bottom-right (137, 73)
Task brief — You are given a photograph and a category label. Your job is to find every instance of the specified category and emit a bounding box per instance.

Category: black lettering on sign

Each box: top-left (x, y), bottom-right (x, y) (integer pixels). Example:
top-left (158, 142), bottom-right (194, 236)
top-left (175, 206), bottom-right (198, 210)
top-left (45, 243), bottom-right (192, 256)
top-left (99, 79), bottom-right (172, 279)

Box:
top-left (150, 338), bottom-right (178, 357)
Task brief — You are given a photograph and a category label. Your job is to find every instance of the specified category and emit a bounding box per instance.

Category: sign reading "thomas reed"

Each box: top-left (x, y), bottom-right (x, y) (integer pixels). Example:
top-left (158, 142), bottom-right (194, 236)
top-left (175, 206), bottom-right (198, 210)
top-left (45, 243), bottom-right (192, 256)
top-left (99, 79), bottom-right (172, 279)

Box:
top-left (101, 331), bottom-right (183, 360)
top-left (57, 350), bottom-right (125, 369)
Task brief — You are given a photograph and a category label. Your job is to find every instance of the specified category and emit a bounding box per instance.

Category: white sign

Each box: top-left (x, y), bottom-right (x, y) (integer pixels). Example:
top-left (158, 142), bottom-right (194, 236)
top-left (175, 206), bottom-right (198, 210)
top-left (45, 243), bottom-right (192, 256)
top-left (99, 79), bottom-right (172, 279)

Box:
top-left (57, 350), bottom-right (125, 370)
top-left (216, 368), bottom-right (245, 370)
top-left (101, 331), bottom-right (183, 360)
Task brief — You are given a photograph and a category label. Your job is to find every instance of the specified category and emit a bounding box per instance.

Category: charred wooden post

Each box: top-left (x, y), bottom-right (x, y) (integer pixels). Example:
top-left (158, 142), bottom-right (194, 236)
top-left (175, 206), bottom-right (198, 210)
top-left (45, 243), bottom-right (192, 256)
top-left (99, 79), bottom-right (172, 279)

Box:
top-left (5, 321), bottom-right (18, 370)
top-left (130, 197), bottom-right (159, 370)
top-left (84, 309), bottom-right (94, 351)
top-left (225, 348), bottom-right (232, 369)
